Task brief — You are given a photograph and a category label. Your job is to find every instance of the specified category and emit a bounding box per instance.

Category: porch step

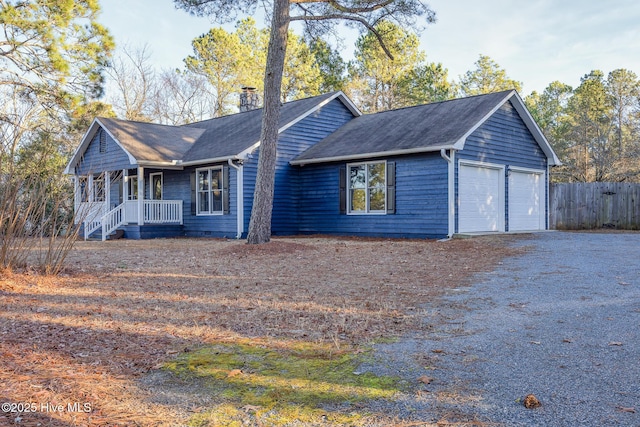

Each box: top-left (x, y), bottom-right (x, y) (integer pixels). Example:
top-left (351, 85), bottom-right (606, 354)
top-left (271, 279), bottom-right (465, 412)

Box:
top-left (107, 229), bottom-right (124, 240)
top-left (84, 228), bottom-right (124, 241)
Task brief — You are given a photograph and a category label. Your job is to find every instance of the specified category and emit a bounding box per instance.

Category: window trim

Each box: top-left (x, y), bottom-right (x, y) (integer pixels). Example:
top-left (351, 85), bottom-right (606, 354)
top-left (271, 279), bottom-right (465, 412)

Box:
top-left (196, 166), bottom-right (224, 216)
top-left (346, 160), bottom-right (387, 215)
top-left (127, 175), bottom-right (138, 201)
top-left (92, 173), bottom-right (105, 202)
top-left (149, 172), bottom-right (163, 200)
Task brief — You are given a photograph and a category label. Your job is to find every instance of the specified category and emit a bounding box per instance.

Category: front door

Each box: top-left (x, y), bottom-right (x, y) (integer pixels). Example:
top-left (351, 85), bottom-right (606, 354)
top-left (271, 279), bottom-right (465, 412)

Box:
top-left (150, 172), bottom-right (163, 200)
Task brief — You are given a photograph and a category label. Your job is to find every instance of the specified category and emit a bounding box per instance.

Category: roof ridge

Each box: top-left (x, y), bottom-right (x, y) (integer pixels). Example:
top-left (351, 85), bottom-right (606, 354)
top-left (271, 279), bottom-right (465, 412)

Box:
top-left (360, 89), bottom-right (516, 116)
top-left (180, 91), bottom-right (340, 127)
top-left (98, 116), bottom-right (197, 129)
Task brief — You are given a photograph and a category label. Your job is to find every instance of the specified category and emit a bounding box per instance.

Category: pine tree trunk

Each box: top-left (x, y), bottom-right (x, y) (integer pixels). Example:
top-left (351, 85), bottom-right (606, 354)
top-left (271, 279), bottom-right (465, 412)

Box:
top-left (246, 0), bottom-right (290, 244)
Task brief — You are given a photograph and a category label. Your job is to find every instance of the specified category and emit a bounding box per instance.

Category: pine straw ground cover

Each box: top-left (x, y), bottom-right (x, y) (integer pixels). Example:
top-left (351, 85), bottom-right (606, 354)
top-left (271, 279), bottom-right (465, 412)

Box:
top-left (0, 236), bottom-right (522, 426)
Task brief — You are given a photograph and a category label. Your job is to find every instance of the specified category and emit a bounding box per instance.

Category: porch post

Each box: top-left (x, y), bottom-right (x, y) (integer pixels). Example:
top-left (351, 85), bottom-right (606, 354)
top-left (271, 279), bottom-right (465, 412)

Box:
top-left (73, 176), bottom-right (80, 223)
top-left (88, 174), bottom-right (94, 203)
top-left (105, 171), bottom-right (111, 210)
top-left (123, 169), bottom-right (129, 201)
top-left (137, 166), bottom-right (144, 225)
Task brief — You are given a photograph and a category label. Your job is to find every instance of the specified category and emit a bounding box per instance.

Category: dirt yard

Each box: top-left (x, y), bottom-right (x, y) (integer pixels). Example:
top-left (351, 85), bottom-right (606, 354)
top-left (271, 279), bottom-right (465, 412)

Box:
top-left (0, 236), bottom-right (522, 426)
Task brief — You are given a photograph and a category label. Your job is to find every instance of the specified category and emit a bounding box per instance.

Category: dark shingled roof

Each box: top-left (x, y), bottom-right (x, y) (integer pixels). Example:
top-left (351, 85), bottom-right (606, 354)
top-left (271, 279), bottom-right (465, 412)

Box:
top-left (181, 92), bottom-right (340, 163)
top-left (94, 92), bottom-right (342, 166)
top-left (98, 117), bottom-right (204, 164)
top-left (292, 90), bottom-right (514, 164)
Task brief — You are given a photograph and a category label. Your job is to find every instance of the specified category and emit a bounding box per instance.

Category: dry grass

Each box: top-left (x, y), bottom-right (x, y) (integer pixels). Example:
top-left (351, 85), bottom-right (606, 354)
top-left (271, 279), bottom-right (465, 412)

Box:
top-left (0, 235), bottom-right (523, 426)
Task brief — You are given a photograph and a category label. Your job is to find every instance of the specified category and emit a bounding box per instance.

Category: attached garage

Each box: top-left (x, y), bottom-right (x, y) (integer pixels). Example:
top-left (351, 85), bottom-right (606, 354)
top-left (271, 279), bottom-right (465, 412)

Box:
top-left (458, 161), bottom-right (505, 233)
top-left (508, 168), bottom-right (546, 231)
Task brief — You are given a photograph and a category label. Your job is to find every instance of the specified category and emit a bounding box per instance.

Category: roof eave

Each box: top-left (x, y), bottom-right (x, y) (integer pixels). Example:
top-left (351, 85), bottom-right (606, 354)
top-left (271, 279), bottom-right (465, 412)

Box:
top-left (179, 155), bottom-right (243, 167)
top-left (508, 92), bottom-right (562, 166)
top-left (136, 160), bottom-right (184, 170)
top-left (290, 144), bottom-right (456, 166)
top-left (181, 92), bottom-right (359, 166)
top-left (452, 90), bottom-right (561, 166)
top-left (64, 118), bottom-right (138, 174)
top-left (277, 91), bottom-right (362, 135)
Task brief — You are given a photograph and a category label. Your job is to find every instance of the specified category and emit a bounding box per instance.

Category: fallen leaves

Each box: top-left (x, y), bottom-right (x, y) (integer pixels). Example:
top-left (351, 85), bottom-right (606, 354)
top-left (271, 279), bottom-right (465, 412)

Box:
top-left (417, 375), bottom-right (433, 384)
top-left (523, 394), bottom-right (541, 409)
top-left (0, 236), bottom-right (524, 426)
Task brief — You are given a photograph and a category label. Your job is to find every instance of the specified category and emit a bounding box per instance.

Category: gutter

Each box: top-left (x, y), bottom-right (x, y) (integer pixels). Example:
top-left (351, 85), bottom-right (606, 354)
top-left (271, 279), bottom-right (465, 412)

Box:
top-left (227, 159), bottom-right (244, 239)
top-left (291, 144), bottom-right (455, 166)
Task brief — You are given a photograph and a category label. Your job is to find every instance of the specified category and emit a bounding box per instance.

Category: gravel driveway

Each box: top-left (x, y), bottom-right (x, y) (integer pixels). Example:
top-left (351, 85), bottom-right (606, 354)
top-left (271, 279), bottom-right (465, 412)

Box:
top-left (367, 231), bottom-right (640, 426)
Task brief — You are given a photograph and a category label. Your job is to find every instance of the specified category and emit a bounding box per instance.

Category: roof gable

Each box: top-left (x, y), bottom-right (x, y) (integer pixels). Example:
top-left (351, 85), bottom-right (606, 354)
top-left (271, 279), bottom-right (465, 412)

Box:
top-left (291, 91), bottom-right (560, 165)
top-left (97, 118), bottom-right (205, 165)
top-left (180, 91), bottom-right (359, 164)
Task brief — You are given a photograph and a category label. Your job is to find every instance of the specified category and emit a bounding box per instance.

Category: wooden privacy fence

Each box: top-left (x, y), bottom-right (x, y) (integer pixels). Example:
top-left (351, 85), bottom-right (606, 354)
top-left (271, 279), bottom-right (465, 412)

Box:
top-left (550, 182), bottom-right (640, 230)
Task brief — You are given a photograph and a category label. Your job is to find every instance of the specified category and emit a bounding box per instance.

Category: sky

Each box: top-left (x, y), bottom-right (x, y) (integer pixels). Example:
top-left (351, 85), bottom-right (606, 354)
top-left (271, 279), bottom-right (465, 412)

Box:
top-left (99, 0), bottom-right (640, 97)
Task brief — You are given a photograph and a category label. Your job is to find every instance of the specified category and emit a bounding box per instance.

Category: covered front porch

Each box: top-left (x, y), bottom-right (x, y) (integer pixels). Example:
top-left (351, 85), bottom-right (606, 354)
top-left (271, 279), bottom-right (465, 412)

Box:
top-left (75, 167), bottom-right (183, 241)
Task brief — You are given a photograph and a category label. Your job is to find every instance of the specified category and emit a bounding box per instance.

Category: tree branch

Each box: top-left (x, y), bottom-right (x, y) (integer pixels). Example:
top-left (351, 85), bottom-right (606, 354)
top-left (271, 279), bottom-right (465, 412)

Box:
top-left (290, 0), bottom-right (395, 14)
top-left (290, 13), bottom-right (394, 59)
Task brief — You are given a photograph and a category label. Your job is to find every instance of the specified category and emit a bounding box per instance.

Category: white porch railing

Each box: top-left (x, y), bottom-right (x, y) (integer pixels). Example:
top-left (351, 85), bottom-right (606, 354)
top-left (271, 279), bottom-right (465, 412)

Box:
top-left (79, 202), bottom-right (106, 240)
top-left (144, 200), bottom-right (183, 224)
top-left (124, 200), bottom-right (138, 223)
top-left (81, 200), bottom-right (183, 240)
top-left (101, 203), bottom-right (126, 241)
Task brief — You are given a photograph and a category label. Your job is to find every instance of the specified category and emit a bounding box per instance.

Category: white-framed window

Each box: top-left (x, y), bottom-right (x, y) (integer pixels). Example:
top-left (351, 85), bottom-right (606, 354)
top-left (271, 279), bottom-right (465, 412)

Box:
top-left (92, 173), bottom-right (105, 202)
top-left (150, 172), bottom-right (163, 200)
top-left (196, 167), bottom-right (223, 215)
top-left (348, 161), bottom-right (386, 214)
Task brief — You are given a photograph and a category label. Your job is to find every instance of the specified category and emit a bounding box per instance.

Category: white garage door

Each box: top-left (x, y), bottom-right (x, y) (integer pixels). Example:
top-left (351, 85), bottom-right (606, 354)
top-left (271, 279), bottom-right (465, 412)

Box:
top-left (458, 162), bottom-right (504, 233)
top-left (508, 169), bottom-right (545, 231)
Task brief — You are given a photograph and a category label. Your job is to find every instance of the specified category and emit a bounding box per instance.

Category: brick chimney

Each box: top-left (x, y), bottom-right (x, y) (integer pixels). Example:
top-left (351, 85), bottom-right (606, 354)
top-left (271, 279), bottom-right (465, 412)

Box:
top-left (239, 86), bottom-right (260, 112)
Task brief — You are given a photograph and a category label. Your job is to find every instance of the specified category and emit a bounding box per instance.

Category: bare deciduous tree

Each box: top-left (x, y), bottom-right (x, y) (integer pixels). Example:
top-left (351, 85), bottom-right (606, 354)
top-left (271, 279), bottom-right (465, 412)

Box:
top-left (106, 45), bottom-right (157, 122)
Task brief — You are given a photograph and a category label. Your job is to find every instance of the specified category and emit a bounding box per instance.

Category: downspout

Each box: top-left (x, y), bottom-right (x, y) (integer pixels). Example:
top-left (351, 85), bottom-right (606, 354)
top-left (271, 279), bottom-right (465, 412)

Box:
top-left (228, 159), bottom-right (244, 239)
top-left (440, 149), bottom-right (456, 238)
top-left (546, 160), bottom-right (551, 231)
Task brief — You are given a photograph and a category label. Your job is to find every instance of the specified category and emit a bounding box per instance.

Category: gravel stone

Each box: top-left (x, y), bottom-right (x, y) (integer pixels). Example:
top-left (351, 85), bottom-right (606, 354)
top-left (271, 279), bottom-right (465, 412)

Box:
top-left (363, 232), bottom-right (640, 426)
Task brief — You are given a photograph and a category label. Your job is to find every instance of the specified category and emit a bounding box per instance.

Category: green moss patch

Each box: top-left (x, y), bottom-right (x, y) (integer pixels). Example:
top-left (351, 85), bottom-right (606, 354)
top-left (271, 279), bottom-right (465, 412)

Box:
top-left (164, 341), bottom-right (403, 426)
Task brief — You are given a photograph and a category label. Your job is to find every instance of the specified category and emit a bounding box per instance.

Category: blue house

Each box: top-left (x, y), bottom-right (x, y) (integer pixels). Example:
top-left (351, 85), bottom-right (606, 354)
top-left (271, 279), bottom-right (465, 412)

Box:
top-left (65, 90), bottom-right (559, 240)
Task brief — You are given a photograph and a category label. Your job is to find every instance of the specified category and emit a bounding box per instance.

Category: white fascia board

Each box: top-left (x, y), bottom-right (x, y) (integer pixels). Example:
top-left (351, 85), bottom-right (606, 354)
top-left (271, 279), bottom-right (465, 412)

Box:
top-left (96, 118), bottom-right (137, 165)
top-left (64, 119), bottom-right (100, 174)
top-left (452, 90), bottom-right (517, 150)
top-left (278, 91), bottom-right (362, 135)
top-left (179, 155), bottom-right (243, 167)
top-left (290, 144), bottom-right (455, 166)
top-left (509, 92), bottom-right (562, 166)
top-left (221, 92), bottom-right (362, 164)
top-left (453, 91), bottom-right (562, 166)
top-left (237, 141), bottom-right (261, 160)
top-left (136, 161), bottom-right (184, 170)
top-left (64, 118), bottom-right (138, 174)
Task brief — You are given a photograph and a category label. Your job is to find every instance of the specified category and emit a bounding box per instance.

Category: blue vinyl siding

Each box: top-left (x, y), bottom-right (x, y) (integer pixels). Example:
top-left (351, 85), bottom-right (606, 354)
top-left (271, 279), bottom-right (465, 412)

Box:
top-left (242, 151), bottom-right (258, 236)
top-left (455, 101), bottom-right (549, 232)
top-left (171, 166), bottom-right (238, 238)
top-left (458, 101), bottom-right (547, 169)
top-left (243, 98), bottom-right (356, 236)
top-left (109, 175), bottom-right (122, 208)
top-left (76, 128), bottom-right (133, 175)
top-left (297, 153), bottom-right (449, 239)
